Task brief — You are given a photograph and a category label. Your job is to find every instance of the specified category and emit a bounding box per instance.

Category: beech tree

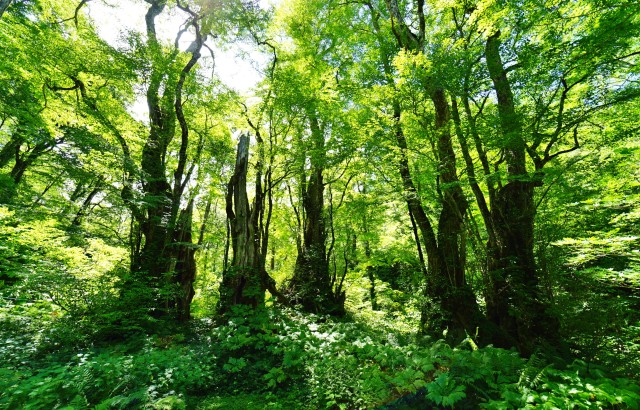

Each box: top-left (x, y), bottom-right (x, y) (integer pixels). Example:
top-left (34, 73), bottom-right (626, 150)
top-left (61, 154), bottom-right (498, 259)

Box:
top-left (458, 0), bottom-right (640, 353)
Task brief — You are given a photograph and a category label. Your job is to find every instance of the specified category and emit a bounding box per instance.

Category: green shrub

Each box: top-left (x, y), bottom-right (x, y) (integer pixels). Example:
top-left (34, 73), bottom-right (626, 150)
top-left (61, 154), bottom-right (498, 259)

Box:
top-left (2, 306), bottom-right (638, 409)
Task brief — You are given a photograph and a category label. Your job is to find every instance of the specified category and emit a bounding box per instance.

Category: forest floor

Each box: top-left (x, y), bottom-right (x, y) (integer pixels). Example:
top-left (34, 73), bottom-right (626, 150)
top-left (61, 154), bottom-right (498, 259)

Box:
top-left (1, 306), bottom-right (639, 409)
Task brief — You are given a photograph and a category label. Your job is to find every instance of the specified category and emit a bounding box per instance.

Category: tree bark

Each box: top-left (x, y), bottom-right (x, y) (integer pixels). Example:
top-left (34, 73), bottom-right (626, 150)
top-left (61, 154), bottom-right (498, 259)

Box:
top-left (0, 0), bottom-right (12, 19)
top-left (219, 134), bottom-right (264, 314)
top-left (288, 115), bottom-right (345, 315)
top-left (362, 202), bottom-right (377, 310)
top-left (0, 134), bottom-right (22, 169)
top-left (218, 132), bottom-right (284, 316)
top-left (71, 180), bottom-right (103, 227)
top-left (367, 1), bottom-right (485, 340)
top-left (172, 200), bottom-right (196, 321)
top-left (485, 31), bottom-right (559, 354)
top-left (0, 125), bottom-right (58, 190)
top-left (125, 0), bottom-right (203, 320)
top-left (9, 139), bottom-right (54, 186)
top-left (426, 89), bottom-right (484, 341)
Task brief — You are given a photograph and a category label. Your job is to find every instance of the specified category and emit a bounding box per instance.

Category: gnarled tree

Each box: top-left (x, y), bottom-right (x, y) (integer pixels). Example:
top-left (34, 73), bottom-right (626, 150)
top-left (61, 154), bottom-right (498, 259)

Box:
top-left (218, 134), bottom-right (275, 314)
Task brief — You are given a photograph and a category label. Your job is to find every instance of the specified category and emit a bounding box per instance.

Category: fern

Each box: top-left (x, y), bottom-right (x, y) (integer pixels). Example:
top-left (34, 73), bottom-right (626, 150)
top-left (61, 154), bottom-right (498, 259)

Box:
top-left (94, 388), bottom-right (147, 410)
top-left (517, 353), bottom-right (550, 391)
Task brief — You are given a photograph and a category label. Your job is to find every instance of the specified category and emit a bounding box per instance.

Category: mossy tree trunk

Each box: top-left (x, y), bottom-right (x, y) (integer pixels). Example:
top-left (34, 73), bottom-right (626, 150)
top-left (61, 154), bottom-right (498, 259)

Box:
top-left (172, 200), bottom-right (197, 322)
top-left (287, 115), bottom-right (345, 315)
top-left (124, 0), bottom-right (204, 320)
top-left (484, 31), bottom-right (560, 354)
top-left (370, 0), bottom-right (485, 341)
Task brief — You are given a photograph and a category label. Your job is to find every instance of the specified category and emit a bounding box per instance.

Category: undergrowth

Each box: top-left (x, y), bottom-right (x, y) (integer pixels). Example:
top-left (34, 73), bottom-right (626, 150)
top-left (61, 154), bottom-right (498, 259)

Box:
top-left (1, 306), bottom-right (639, 409)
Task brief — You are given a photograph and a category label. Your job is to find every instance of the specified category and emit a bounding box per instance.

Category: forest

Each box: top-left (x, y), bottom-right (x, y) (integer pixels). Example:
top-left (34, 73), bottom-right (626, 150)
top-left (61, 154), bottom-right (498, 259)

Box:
top-left (0, 0), bottom-right (639, 408)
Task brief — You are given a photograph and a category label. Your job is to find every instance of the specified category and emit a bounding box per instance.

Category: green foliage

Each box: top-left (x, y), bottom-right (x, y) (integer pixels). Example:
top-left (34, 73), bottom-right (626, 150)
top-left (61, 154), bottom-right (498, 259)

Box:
top-left (0, 335), bottom-right (219, 409)
top-left (0, 206), bottom-right (139, 351)
top-left (1, 0), bottom-right (639, 409)
top-left (2, 306), bottom-right (639, 409)
top-left (536, 138), bottom-right (640, 376)
top-left (484, 359), bottom-right (640, 409)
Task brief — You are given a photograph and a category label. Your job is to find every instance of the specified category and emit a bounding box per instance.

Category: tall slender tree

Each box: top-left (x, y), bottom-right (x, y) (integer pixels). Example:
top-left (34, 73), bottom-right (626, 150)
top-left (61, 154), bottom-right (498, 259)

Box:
top-left (361, 0), bottom-right (485, 339)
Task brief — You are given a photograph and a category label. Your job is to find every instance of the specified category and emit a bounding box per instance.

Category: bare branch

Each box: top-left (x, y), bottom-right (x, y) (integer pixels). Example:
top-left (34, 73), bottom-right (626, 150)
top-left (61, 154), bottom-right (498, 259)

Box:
top-left (55, 0), bottom-right (92, 27)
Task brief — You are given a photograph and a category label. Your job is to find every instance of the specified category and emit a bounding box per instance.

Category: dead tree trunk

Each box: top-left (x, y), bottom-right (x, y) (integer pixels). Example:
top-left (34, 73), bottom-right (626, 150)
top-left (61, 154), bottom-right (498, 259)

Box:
top-left (218, 134), bottom-right (266, 315)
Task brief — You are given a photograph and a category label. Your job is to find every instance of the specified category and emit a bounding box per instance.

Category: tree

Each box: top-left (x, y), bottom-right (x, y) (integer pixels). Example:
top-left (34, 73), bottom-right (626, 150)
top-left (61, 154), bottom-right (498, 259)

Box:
top-left (115, 0), bottom-right (206, 320)
top-left (466, 0), bottom-right (640, 353)
top-left (265, 0), bottom-right (363, 315)
top-left (353, 0), bottom-right (486, 339)
top-left (286, 111), bottom-right (347, 314)
top-left (218, 132), bottom-right (281, 314)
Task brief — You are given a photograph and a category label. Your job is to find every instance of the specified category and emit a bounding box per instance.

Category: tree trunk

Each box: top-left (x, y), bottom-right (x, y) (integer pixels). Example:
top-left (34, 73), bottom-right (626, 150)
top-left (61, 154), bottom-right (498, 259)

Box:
top-left (2, 126), bottom-right (56, 190)
top-left (421, 91), bottom-right (485, 341)
top-left (0, 134), bottom-right (22, 168)
top-left (485, 31), bottom-right (559, 354)
top-left (218, 134), bottom-right (266, 315)
top-left (368, 1), bottom-right (484, 340)
top-left (173, 200), bottom-right (196, 322)
top-left (124, 1), bottom-right (203, 321)
top-left (9, 140), bottom-right (52, 186)
top-left (0, 0), bottom-right (12, 19)
top-left (362, 210), bottom-right (377, 310)
top-left (290, 167), bottom-right (344, 314)
top-left (288, 116), bottom-right (345, 315)
top-left (135, 154), bottom-right (172, 313)
top-left (71, 181), bottom-right (103, 227)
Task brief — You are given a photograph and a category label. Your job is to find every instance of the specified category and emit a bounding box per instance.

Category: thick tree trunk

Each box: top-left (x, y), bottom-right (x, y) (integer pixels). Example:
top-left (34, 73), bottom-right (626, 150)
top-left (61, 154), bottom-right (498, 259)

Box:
top-left (288, 116), bottom-right (344, 315)
top-left (424, 91), bottom-right (485, 341)
top-left (218, 135), bottom-right (266, 315)
top-left (127, 0), bottom-right (174, 316)
top-left (451, 97), bottom-right (496, 247)
top-left (135, 154), bottom-right (172, 309)
top-left (370, 1), bottom-right (484, 340)
top-left (124, 1), bottom-right (202, 321)
top-left (432, 89), bottom-right (467, 292)
top-left (9, 158), bottom-right (28, 185)
top-left (173, 200), bottom-right (196, 321)
top-left (290, 168), bottom-right (344, 314)
top-left (392, 98), bottom-right (482, 340)
top-left (485, 31), bottom-right (559, 354)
